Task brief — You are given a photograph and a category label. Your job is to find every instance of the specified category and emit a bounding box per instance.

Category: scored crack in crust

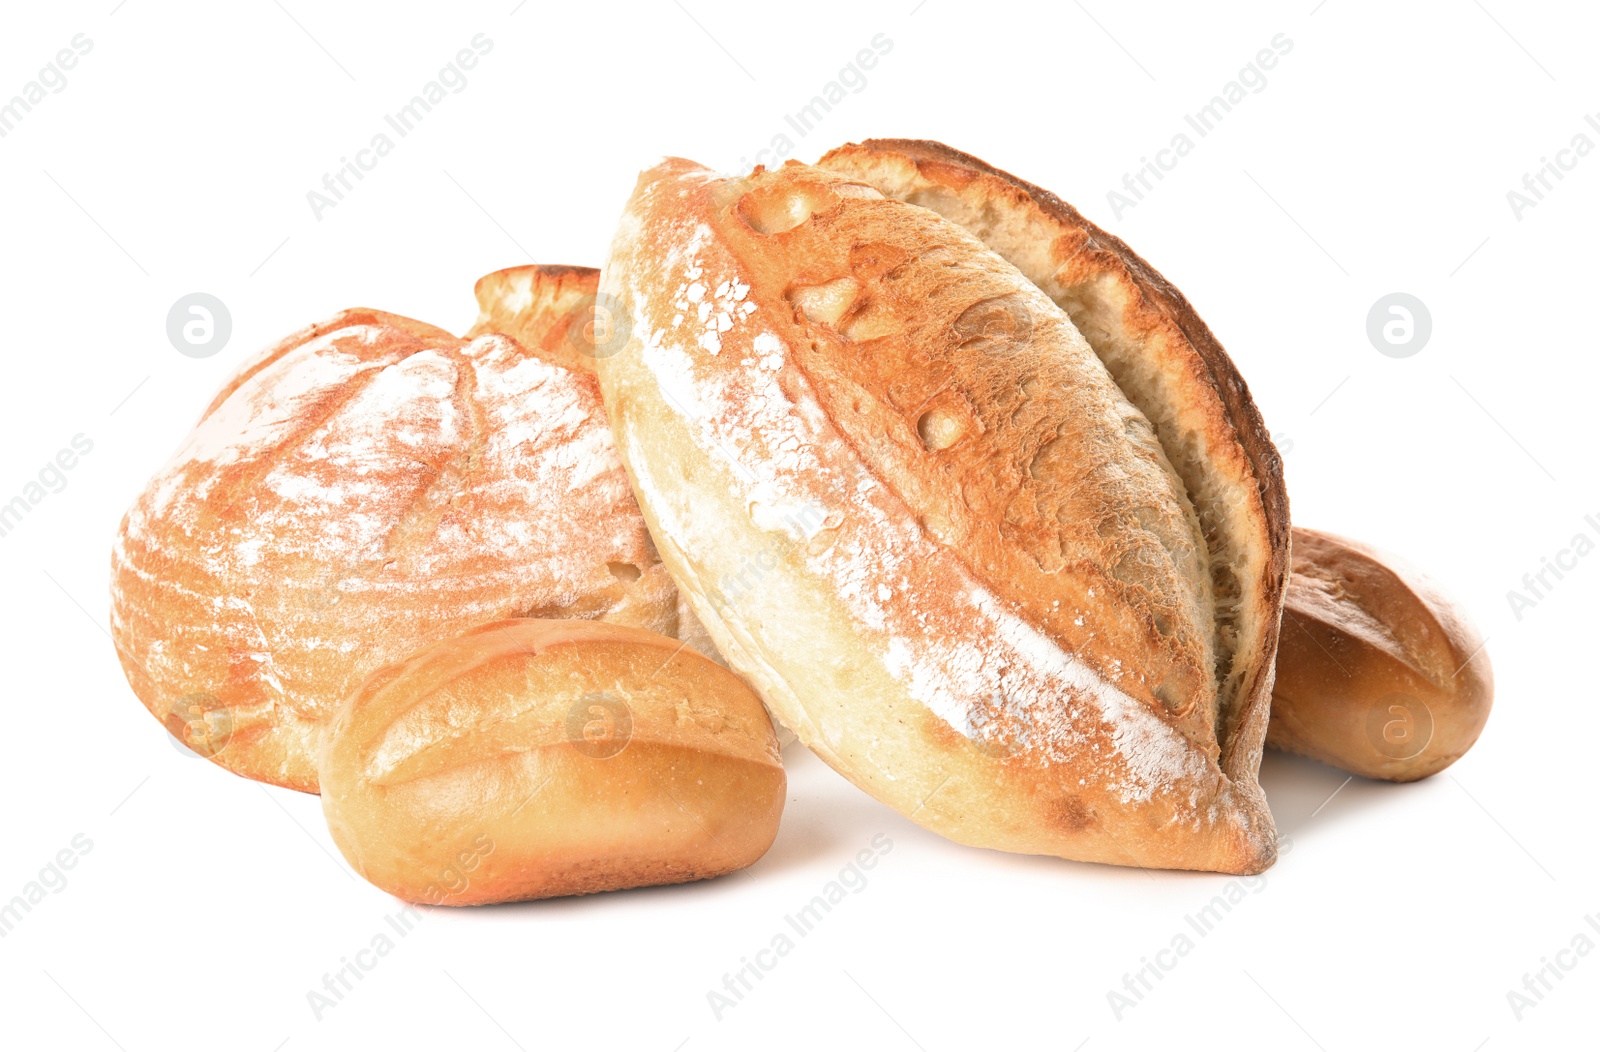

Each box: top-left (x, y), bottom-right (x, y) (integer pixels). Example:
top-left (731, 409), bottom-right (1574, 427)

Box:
top-left (597, 155), bottom-right (1287, 873)
top-left (817, 140), bottom-right (1292, 796)
top-left (110, 282), bottom-right (687, 793)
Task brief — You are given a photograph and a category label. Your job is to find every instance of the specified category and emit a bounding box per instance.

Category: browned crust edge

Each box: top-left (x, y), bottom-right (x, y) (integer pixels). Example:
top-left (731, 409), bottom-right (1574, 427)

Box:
top-left (1270, 526), bottom-right (1493, 781)
top-left (470, 263), bottom-right (600, 302)
top-left (201, 309), bottom-right (455, 422)
top-left (822, 138), bottom-right (1292, 800)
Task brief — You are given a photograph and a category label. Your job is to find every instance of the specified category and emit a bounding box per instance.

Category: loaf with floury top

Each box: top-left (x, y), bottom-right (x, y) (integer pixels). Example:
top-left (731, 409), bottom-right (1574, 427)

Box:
top-left (593, 149), bottom-right (1291, 874)
top-left (110, 267), bottom-right (712, 792)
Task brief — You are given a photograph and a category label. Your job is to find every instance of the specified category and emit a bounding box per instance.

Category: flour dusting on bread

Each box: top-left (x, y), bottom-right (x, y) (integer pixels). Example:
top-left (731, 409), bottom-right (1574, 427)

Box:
top-left (112, 307), bottom-right (675, 792)
top-left (631, 244), bottom-right (1206, 804)
top-left (597, 155), bottom-right (1278, 871)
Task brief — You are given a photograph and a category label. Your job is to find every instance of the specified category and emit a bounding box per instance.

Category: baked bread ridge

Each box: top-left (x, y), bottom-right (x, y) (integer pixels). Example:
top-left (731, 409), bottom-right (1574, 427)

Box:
top-left (467, 263), bottom-right (605, 374)
top-left (319, 618), bottom-right (785, 904)
top-left (1268, 527), bottom-right (1493, 781)
top-left (111, 304), bottom-right (676, 793)
top-left (597, 158), bottom-right (1277, 873)
top-left (817, 139), bottom-right (1290, 802)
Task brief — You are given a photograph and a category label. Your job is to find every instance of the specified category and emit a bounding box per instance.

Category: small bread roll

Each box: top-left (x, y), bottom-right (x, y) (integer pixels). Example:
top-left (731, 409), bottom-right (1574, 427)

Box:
top-left (319, 619), bottom-right (785, 904)
top-left (1266, 527), bottom-right (1493, 781)
top-left (110, 284), bottom-right (688, 793)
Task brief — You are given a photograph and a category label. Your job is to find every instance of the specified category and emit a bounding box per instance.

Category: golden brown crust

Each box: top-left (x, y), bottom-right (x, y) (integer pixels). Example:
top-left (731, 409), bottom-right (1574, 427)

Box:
top-left (466, 265), bottom-right (605, 375)
top-left (201, 309), bottom-right (456, 421)
top-left (597, 157), bottom-right (1277, 873)
top-left (319, 619), bottom-right (785, 904)
top-left (721, 168), bottom-right (1218, 740)
top-left (1267, 527), bottom-right (1493, 780)
top-left (111, 303), bottom-right (674, 793)
top-left (818, 139), bottom-right (1291, 800)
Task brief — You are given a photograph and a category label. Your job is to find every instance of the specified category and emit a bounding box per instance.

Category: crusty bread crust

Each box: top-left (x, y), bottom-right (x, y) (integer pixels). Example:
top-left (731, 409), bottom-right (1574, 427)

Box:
top-left (597, 158), bottom-right (1279, 872)
top-left (319, 618), bottom-right (785, 904)
top-left (819, 139), bottom-right (1290, 826)
top-left (467, 264), bottom-right (605, 375)
top-left (111, 290), bottom-right (678, 792)
top-left (467, 263), bottom-right (731, 670)
top-left (1268, 527), bottom-right (1492, 781)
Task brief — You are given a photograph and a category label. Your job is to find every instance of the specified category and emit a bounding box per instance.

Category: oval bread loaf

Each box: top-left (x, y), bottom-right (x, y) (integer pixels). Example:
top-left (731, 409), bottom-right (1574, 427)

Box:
top-left (820, 142), bottom-right (1487, 785)
top-left (596, 156), bottom-right (1289, 873)
top-left (817, 139), bottom-right (1292, 782)
top-left (319, 618), bottom-right (785, 904)
top-left (1267, 527), bottom-right (1493, 780)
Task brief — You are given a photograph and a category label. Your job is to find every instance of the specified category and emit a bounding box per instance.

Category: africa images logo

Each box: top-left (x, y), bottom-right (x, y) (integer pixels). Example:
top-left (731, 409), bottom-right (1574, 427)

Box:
top-left (1105, 33), bottom-right (1294, 220)
top-left (0, 34), bottom-right (93, 138)
top-left (1505, 110), bottom-right (1600, 220)
top-left (1505, 513), bottom-right (1600, 621)
top-left (305, 34), bottom-right (494, 220)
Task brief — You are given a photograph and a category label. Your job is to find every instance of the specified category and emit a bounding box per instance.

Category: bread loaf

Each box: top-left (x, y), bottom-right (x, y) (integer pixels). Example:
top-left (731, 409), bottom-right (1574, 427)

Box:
top-left (595, 154), bottom-right (1289, 873)
top-left (819, 142), bottom-right (1489, 785)
top-left (110, 276), bottom-right (688, 792)
top-left (1267, 527), bottom-right (1492, 780)
top-left (817, 139), bottom-right (1292, 780)
top-left (319, 618), bottom-right (784, 904)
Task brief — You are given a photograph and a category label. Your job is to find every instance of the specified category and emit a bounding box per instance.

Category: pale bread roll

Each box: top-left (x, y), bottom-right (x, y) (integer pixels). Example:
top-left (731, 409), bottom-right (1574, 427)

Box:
top-left (319, 618), bottom-right (784, 904)
top-left (1268, 527), bottom-right (1493, 780)
top-left (111, 282), bottom-right (683, 792)
top-left (595, 156), bottom-right (1287, 873)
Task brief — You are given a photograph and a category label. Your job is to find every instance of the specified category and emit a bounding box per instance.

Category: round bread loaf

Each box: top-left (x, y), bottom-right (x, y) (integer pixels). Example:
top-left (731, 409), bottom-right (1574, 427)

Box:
top-left (1267, 527), bottom-right (1493, 780)
top-left (319, 618), bottom-right (785, 904)
top-left (110, 280), bottom-right (685, 792)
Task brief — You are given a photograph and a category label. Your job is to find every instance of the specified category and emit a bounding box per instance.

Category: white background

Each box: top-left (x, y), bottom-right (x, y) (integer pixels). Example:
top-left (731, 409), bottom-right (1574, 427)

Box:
top-left (2, 1), bottom-right (1595, 1049)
